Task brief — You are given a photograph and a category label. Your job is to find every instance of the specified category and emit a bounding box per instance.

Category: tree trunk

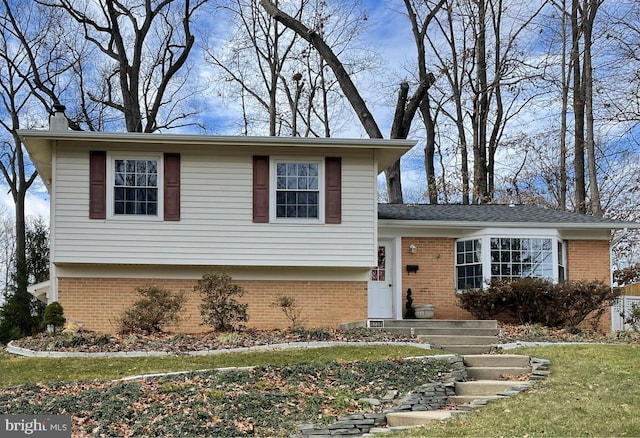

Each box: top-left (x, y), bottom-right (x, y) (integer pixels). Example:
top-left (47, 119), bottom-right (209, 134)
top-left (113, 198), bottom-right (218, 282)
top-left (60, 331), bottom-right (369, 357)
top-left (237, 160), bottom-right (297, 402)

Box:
top-left (559, 0), bottom-right (569, 211)
top-left (583, 0), bottom-right (603, 216)
top-left (420, 96), bottom-right (438, 203)
top-left (473, 0), bottom-right (489, 203)
top-left (572, 0), bottom-right (587, 213)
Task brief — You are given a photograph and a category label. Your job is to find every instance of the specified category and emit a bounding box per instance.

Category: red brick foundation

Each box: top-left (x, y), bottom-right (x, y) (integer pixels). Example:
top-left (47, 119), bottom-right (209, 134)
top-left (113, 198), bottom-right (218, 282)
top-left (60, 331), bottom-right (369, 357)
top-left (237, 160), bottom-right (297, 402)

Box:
top-left (57, 277), bottom-right (367, 334)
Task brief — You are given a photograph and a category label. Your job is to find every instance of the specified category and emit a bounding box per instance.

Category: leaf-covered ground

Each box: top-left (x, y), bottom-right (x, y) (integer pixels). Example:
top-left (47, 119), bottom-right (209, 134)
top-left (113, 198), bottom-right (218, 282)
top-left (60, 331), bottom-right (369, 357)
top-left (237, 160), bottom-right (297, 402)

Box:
top-left (0, 358), bottom-right (449, 437)
top-left (12, 327), bottom-right (425, 354)
top-left (14, 323), bottom-right (633, 355)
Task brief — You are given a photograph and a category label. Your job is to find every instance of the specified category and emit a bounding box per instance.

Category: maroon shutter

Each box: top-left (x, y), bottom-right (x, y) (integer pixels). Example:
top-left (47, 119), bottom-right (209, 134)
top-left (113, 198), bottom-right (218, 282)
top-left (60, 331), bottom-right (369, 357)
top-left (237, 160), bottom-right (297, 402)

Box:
top-left (253, 156), bottom-right (269, 223)
top-left (164, 153), bottom-right (180, 221)
top-left (325, 157), bottom-right (342, 224)
top-left (89, 151), bottom-right (106, 219)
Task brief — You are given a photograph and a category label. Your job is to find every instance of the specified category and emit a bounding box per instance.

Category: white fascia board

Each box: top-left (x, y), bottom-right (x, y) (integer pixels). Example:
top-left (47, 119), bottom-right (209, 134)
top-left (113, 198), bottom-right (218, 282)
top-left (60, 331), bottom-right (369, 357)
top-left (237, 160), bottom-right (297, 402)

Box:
top-left (18, 130), bottom-right (415, 149)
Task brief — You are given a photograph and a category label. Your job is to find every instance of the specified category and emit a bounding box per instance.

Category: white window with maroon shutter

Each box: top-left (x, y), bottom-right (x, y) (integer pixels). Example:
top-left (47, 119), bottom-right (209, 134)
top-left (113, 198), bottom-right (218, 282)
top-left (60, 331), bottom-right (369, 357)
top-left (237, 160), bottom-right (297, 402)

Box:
top-left (253, 155), bottom-right (341, 224)
top-left (89, 151), bottom-right (180, 221)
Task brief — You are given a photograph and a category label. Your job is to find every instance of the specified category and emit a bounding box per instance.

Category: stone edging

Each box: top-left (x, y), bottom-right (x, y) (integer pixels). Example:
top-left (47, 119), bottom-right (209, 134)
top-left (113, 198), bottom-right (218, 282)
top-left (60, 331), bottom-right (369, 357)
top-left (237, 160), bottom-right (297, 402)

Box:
top-left (499, 341), bottom-right (605, 349)
top-left (5, 340), bottom-right (433, 358)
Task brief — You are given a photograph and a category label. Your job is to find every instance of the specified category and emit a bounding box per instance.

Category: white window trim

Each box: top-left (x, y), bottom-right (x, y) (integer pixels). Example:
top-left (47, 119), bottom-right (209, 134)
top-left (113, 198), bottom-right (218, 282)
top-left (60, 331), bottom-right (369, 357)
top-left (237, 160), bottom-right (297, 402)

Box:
top-left (106, 152), bottom-right (164, 221)
top-left (269, 157), bottom-right (325, 224)
top-left (455, 230), bottom-right (565, 291)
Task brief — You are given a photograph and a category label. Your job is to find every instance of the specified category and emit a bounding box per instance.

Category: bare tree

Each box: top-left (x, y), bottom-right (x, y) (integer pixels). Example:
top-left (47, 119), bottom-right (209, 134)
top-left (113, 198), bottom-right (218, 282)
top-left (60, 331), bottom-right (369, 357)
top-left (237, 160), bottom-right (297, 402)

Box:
top-left (425, 0), bottom-right (547, 204)
top-left (0, 1), bottom-right (52, 295)
top-left (206, 0), bottom-right (369, 138)
top-left (38, 0), bottom-right (206, 132)
top-left (260, 0), bottom-right (441, 203)
top-left (404, 0), bottom-right (447, 204)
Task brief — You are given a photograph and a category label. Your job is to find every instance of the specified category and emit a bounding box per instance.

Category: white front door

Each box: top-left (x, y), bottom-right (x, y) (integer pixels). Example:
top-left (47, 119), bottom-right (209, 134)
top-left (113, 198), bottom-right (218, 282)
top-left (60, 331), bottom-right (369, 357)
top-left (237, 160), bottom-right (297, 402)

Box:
top-left (368, 241), bottom-right (394, 318)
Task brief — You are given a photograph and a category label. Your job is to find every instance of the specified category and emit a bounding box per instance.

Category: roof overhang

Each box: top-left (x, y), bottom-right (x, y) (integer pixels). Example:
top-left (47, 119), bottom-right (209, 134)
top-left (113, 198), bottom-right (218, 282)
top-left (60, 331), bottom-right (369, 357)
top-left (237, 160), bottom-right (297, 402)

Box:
top-left (18, 130), bottom-right (416, 192)
top-left (27, 280), bottom-right (50, 303)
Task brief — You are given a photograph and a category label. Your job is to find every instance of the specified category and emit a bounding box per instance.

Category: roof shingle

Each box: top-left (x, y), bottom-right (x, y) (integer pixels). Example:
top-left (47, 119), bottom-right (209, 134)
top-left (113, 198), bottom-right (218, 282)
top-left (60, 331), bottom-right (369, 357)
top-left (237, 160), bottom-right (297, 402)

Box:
top-left (378, 204), bottom-right (637, 227)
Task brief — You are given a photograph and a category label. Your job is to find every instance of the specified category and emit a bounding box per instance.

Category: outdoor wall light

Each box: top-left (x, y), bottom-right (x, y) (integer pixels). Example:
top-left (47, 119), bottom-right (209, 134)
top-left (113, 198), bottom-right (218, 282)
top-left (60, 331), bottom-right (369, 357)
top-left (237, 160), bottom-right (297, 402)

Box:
top-left (409, 244), bottom-right (417, 254)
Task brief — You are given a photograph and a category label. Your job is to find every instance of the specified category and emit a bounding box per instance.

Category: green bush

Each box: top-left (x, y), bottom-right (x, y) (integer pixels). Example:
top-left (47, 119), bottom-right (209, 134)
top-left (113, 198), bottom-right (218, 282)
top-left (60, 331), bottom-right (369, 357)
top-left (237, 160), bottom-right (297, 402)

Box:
top-left (42, 302), bottom-right (65, 333)
top-left (458, 278), bottom-right (620, 328)
top-left (196, 272), bottom-right (248, 331)
top-left (118, 285), bottom-right (185, 334)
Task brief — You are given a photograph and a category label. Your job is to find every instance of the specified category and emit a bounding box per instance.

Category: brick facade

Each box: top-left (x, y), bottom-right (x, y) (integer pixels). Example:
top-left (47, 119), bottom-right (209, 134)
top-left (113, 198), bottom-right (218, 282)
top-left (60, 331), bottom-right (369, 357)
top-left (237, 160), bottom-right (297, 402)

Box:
top-left (57, 278), bottom-right (367, 334)
top-left (400, 237), bottom-right (474, 320)
top-left (55, 239), bottom-right (613, 334)
top-left (398, 237), bottom-right (613, 331)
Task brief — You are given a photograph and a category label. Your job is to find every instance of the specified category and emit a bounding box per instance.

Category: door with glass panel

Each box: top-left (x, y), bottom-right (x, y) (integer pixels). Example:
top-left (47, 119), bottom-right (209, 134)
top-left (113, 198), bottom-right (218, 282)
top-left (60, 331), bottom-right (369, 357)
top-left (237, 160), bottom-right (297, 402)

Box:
top-left (368, 241), bottom-right (393, 318)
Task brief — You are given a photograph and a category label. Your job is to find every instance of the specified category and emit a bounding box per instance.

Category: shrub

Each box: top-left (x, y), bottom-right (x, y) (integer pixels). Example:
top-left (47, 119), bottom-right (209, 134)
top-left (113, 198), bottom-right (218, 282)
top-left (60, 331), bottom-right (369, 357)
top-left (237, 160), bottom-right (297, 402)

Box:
top-left (458, 278), bottom-right (620, 328)
top-left (271, 295), bottom-right (305, 330)
top-left (118, 285), bottom-right (185, 334)
top-left (42, 302), bottom-right (66, 333)
top-left (196, 272), bottom-right (248, 331)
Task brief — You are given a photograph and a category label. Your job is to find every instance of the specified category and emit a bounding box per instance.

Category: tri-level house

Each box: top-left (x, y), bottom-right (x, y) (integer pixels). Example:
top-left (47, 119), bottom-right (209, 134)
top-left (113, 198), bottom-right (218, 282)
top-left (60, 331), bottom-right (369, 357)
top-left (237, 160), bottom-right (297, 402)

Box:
top-left (20, 109), bottom-right (639, 333)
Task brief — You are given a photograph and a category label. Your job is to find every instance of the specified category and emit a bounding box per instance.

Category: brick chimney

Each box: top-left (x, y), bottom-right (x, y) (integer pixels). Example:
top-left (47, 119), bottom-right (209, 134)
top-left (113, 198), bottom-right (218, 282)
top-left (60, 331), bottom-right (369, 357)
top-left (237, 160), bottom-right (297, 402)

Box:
top-left (49, 104), bottom-right (69, 131)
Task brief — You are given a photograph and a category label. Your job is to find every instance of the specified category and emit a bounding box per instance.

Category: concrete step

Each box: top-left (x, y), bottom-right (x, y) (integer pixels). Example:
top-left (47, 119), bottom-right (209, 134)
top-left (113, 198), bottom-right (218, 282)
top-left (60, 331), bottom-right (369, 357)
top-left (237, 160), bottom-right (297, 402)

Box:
top-left (433, 345), bottom-right (495, 355)
top-left (447, 395), bottom-right (506, 405)
top-left (455, 380), bottom-right (532, 396)
top-left (466, 367), bottom-right (531, 380)
top-left (417, 335), bottom-right (498, 345)
top-left (371, 319), bottom-right (498, 329)
top-left (463, 354), bottom-right (530, 368)
top-left (369, 327), bottom-right (500, 336)
top-left (385, 410), bottom-right (455, 427)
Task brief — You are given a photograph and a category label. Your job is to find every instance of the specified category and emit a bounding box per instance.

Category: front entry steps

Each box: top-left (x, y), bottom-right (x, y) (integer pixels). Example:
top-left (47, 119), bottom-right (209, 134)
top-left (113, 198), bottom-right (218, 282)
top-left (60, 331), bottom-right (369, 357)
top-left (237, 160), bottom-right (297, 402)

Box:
top-left (381, 354), bottom-right (549, 432)
top-left (343, 319), bottom-right (500, 354)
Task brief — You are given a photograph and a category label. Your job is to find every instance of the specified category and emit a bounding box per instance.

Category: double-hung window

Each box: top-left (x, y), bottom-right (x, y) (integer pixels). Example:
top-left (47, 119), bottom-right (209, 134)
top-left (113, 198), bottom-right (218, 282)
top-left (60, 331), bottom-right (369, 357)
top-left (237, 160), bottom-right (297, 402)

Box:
top-left (108, 154), bottom-right (163, 219)
top-left (456, 239), bottom-right (483, 289)
top-left (113, 158), bottom-right (159, 216)
top-left (272, 159), bottom-right (323, 221)
top-left (456, 234), bottom-right (565, 290)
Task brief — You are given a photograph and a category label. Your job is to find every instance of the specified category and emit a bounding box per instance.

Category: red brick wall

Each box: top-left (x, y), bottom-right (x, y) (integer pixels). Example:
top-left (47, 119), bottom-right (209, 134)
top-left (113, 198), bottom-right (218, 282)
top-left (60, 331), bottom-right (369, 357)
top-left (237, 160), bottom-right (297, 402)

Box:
top-left (57, 278), bottom-right (367, 334)
top-left (400, 238), bottom-right (474, 320)
top-left (566, 240), bottom-right (610, 282)
top-left (399, 237), bottom-right (613, 330)
top-left (566, 240), bottom-right (612, 332)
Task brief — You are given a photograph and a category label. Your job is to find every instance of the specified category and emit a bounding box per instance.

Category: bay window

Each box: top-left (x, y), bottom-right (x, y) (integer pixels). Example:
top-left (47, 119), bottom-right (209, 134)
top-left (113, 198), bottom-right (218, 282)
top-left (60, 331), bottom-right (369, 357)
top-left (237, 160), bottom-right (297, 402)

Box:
top-left (456, 235), bottom-right (565, 290)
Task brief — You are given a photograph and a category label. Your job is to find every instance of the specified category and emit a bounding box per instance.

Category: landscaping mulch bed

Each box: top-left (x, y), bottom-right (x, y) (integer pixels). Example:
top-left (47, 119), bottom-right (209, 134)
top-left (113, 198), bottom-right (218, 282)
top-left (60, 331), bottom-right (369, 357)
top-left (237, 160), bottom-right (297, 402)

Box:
top-left (11, 327), bottom-right (425, 354)
top-left (12, 324), bottom-right (637, 355)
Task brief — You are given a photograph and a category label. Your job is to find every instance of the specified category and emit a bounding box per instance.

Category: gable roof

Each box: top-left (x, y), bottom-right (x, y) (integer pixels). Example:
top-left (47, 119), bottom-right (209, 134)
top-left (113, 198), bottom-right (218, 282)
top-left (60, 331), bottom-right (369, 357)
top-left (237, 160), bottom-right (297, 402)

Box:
top-left (378, 203), bottom-right (640, 230)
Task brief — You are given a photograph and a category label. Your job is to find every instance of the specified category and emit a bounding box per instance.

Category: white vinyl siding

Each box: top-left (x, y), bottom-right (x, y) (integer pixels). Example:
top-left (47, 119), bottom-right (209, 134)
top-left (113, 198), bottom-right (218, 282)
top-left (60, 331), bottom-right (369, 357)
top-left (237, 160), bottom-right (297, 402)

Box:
top-left (52, 143), bottom-right (377, 268)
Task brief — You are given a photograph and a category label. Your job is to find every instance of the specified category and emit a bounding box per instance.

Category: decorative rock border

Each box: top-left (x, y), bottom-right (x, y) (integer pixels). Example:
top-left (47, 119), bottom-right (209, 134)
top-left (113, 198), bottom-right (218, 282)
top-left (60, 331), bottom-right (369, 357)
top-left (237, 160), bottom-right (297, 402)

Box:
top-left (5, 340), bottom-right (433, 358)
